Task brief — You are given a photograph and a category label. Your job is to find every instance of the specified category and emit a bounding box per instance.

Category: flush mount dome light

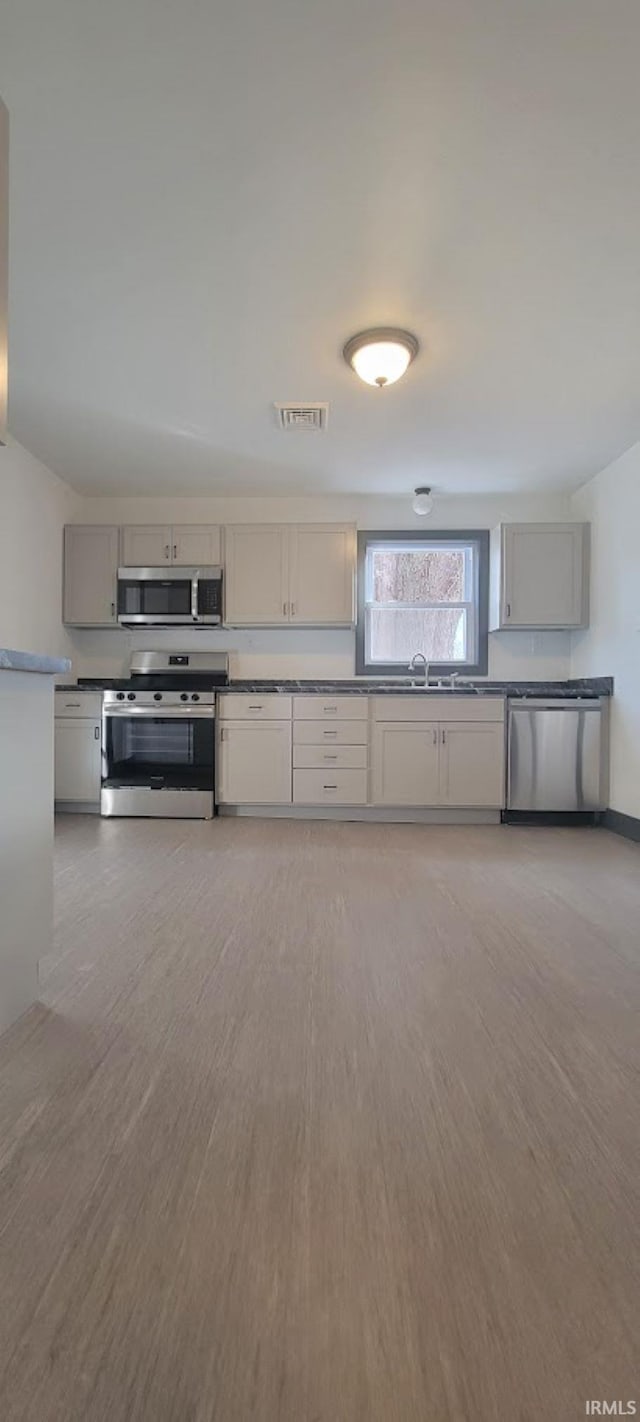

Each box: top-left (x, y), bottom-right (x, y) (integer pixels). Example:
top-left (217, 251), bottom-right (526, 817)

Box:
top-left (343, 327), bottom-right (419, 388)
top-left (412, 486), bottom-right (433, 516)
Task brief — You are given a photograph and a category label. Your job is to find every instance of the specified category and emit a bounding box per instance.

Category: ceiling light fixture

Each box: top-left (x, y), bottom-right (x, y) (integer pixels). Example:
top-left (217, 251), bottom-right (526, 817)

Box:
top-left (412, 487), bottom-right (433, 516)
top-left (343, 327), bottom-right (419, 388)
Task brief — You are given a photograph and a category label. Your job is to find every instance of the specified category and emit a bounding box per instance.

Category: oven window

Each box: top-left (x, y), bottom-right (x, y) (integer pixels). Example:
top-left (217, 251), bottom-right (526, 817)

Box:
top-left (118, 578), bottom-right (192, 618)
top-left (104, 716), bottom-right (214, 789)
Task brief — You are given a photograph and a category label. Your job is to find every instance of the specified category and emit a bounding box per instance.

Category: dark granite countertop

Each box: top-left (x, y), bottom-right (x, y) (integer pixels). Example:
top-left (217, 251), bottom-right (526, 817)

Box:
top-left (221, 677), bottom-right (612, 698)
top-left (55, 683), bottom-right (101, 692)
top-left (0, 648), bottom-right (72, 676)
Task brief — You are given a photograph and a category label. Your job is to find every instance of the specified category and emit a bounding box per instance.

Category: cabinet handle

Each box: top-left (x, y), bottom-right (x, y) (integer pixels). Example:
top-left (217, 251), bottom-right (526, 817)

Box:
top-left (323, 784), bottom-right (338, 790)
top-left (432, 728), bottom-right (437, 745)
top-left (291, 602), bottom-right (296, 616)
top-left (111, 602), bottom-right (115, 617)
top-left (164, 544), bottom-right (170, 560)
top-left (283, 601), bottom-right (288, 616)
top-left (441, 728), bottom-right (446, 745)
top-left (506, 601), bottom-right (511, 619)
top-left (220, 728), bottom-right (226, 741)
top-left (173, 544), bottom-right (177, 559)
top-left (94, 726), bottom-right (100, 740)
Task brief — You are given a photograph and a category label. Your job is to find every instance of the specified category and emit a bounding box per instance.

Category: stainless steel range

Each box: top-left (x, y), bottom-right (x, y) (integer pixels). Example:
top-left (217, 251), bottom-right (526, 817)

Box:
top-left (99, 651), bottom-right (228, 819)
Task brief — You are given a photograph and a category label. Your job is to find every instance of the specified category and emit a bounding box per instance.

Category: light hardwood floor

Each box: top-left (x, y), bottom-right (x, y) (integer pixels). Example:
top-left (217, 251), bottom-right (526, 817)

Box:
top-left (0, 816), bottom-right (638, 1421)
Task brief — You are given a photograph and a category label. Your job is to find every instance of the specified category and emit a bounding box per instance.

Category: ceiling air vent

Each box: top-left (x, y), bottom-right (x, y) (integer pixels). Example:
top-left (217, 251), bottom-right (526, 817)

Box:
top-left (274, 402), bottom-right (329, 432)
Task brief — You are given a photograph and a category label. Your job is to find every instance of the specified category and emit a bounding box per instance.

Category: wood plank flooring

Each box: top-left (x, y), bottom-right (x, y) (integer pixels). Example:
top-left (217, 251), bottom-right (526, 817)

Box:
top-left (0, 815), bottom-right (638, 1421)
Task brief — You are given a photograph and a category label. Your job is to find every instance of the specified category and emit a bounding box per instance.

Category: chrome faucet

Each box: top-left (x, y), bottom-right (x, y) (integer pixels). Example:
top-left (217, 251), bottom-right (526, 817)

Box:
top-left (408, 652), bottom-right (429, 684)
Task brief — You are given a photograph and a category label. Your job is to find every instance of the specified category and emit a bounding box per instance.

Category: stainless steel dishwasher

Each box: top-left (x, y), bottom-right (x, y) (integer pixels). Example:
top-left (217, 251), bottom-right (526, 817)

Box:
top-left (507, 698), bottom-right (609, 812)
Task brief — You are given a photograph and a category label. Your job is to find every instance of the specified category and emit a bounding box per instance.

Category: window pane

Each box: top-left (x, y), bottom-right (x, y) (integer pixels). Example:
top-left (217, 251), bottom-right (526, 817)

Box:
top-left (369, 547), bottom-right (467, 604)
top-left (367, 607), bottom-right (467, 664)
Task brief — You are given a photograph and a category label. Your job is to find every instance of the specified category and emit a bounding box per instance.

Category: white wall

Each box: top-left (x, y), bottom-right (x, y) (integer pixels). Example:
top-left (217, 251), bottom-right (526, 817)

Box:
top-left (68, 489), bottom-right (574, 681)
top-left (571, 442), bottom-right (640, 819)
top-left (0, 438), bottom-right (79, 661)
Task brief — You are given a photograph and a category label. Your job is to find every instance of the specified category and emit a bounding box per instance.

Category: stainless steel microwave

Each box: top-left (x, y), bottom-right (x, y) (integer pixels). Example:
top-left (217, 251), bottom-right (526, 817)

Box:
top-left (117, 566), bottom-right (223, 626)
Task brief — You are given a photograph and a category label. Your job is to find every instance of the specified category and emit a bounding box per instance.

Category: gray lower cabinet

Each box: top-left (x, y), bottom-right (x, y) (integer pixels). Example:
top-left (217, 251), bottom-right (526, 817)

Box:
top-left (55, 693), bottom-right (102, 810)
top-left (369, 697), bottom-right (506, 809)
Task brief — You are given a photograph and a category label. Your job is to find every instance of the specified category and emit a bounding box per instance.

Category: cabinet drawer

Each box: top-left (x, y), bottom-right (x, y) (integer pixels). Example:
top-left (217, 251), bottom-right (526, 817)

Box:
top-left (370, 695), bottom-right (504, 723)
top-left (293, 720), bottom-right (368, 745)
top-left (55, 691), bottom-right (102, 719)
top-left (293, 744), bottom-right (367, 770)
top-left (218, 695), bottom-right (292, 720)
top-left (293, 695), bottom-right (368, 721)
top-left (293, 769), bottom-right (368, 805)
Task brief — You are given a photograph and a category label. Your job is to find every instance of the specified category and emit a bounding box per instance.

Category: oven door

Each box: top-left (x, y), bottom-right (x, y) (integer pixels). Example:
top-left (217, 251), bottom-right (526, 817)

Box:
top-left (102, 706), bottom-right (215, 791)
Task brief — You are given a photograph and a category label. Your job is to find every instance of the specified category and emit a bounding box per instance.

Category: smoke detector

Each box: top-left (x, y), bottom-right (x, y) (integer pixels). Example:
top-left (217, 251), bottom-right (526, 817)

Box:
top-left (274, 403), bottom-right (329, 432)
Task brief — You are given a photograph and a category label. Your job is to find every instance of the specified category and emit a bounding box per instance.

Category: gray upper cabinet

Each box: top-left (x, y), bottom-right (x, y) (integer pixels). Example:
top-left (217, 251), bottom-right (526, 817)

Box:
top-left (121, 525), bottom-right (172, 566)
top-left (490, 522), bottom-right (589, 630)
top-left (224, 524), bottom-right (355, 626)
top-left (172, 525), bottom-right (221, 565)
top-left (0, 97), bottom-right (8, 444)
top-left (64, 525), bottom-right (120, 626)
top-left (121, 525), bottom-right (221, 566)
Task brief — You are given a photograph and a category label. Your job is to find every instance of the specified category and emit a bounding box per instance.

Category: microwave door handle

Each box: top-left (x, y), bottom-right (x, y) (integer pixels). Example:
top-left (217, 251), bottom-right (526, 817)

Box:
top-left (191, 576), bottom-right (199, 621)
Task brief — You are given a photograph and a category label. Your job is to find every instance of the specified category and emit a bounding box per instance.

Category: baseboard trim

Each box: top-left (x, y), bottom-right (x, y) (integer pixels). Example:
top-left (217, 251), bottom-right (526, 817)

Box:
top-left (218, 806), bottom-right (501, 824)
top-left (602, 808), bottom-right (640, 843)
top-left (503, 810), bottom-right (602, 827)
top-left (55, 801), bottom-right (101, 815)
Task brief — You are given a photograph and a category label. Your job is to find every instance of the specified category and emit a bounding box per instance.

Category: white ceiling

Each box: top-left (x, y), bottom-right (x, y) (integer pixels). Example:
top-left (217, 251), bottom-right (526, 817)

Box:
top-left (2, 0), bottom-right (640, 497)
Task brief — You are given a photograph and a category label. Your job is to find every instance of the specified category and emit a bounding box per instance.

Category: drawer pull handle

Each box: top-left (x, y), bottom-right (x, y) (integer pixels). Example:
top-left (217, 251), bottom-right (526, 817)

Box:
top-left (64, 702), bottom-right (81, 708)
top-left (323, 784), bottom-right (338, 790)
top-left (323, 730), bottom-right (337, 737)
top-left (249, 705), bottom-right (264, 710)
top-left (323, 706), bottom-right (338, 713)
top-left (323, 754), bottom-right (338, 760)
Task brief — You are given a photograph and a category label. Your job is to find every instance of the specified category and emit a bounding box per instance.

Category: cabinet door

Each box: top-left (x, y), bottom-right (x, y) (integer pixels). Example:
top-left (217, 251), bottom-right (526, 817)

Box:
top-left (289, 525), bottom-right (355, 625)
top-left (224, 526), bottom-right (289, 624)
top-left (55, 720), bottom-right (102, 803)
top-left (217, 722), bottom-right (292, 804)
top-left (502, 524), bottom-right (587, 627)
top-left (121, 526), bottom-right (172, 566)
top-left (0, 99), bottom-right (8, 443)
top-left (171, 525), bottom-right (221, 565)
top-left (63, 526), bottom-right (119, 626)
top-left (371, 723), bottom-right (440, 806)
top-left (439, 722), bottom-right (505, 808)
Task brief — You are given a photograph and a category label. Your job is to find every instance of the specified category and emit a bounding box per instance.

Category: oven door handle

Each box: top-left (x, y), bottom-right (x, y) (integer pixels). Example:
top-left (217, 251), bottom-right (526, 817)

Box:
top-left (103, 705), bottom-right (215, 720)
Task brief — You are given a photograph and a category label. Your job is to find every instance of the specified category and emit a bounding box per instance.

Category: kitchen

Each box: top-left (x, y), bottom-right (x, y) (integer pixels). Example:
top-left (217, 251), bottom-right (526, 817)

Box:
top-left (1, 4), bottom-right (640, 1418)
top-left (54, 515), bottom-right (611, 823)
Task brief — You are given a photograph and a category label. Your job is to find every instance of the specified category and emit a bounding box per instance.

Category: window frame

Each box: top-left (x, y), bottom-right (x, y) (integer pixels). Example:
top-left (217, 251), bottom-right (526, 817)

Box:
top-left (355, 529), bottom-right (490, 677)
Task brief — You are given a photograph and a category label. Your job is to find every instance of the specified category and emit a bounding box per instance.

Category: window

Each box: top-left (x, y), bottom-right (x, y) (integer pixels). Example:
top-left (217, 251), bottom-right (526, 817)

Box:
top-left (356, 530), bottom-right (489, 676)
